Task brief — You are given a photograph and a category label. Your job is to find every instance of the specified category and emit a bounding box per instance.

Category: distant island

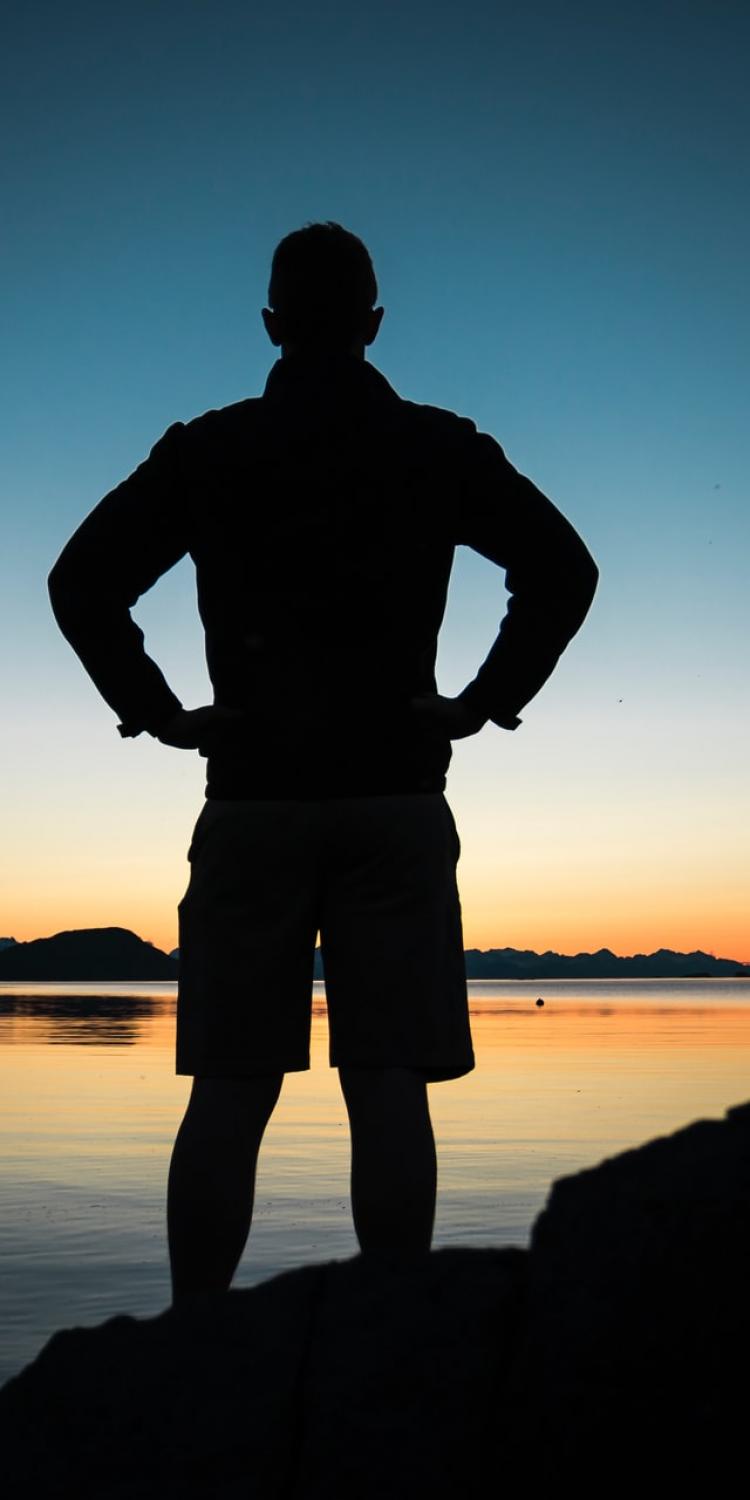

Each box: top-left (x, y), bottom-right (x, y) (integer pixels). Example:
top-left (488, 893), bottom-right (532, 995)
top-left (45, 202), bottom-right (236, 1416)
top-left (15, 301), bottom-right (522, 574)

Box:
top-left (0, 928), bottom-right (748, 981)
top-left (0, 928), bottom-right (177, 981)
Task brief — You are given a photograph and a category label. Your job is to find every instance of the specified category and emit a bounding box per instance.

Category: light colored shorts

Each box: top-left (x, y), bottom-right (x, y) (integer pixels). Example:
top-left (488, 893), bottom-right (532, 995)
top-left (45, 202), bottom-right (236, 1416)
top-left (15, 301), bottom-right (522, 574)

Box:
top-left (176, 793), bottom-right (474, 1081)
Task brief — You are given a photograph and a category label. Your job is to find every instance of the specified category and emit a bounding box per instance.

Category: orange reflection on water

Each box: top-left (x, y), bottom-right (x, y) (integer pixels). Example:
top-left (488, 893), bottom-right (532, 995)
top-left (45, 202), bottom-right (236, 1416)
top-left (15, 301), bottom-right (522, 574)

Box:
top-left (2, 983), bottom-right (749, 1188)
top-left (4, 980), bottom-right (750, 1394)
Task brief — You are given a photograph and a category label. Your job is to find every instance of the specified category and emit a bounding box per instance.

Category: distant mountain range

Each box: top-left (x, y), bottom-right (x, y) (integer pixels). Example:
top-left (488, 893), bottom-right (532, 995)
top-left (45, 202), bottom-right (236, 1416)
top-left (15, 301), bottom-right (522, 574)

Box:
top-left (461, 946), bottom-right (750, 979)
top-left (0, 928), bottom-right (747, 980)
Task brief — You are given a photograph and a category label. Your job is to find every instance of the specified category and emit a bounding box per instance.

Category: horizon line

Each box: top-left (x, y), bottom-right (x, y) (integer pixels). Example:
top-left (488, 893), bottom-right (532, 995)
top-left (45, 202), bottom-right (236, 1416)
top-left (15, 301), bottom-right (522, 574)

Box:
top-left (1, 926), bottom-right (748, 967)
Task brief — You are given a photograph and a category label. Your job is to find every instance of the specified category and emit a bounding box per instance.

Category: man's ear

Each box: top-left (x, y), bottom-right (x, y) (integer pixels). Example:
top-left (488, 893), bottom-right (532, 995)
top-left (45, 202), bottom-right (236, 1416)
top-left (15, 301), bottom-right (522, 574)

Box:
top-left (262, 308), bottom-right (283, 346)
top-left (364, 307), bottom-right (385, 346)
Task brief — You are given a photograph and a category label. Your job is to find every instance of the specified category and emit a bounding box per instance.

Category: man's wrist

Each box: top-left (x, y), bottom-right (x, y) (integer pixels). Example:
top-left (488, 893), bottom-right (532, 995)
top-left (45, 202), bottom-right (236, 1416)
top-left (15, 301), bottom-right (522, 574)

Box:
top-left (117, 700), bottom-right (183, 740)
top-left (455, 683), bottom-right (490, 728)
top-left (456, 683), bottom-right (521, 731)
top-left (489, 709), bottom-right (522, 731)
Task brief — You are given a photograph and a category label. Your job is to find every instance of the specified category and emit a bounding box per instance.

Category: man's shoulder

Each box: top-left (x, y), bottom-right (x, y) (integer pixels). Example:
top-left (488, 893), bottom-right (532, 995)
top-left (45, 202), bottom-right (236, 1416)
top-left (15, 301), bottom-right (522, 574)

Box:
top-left (179, 397), bottom-right (263, 445)
top-left (170, 384), bottom-right (487, 463)
top-left (399, 395), bottom-right (477, 433)
top-left (382, 388), bottom-right (483, 462)
top-left (390, 386), bottom-right (510, 470)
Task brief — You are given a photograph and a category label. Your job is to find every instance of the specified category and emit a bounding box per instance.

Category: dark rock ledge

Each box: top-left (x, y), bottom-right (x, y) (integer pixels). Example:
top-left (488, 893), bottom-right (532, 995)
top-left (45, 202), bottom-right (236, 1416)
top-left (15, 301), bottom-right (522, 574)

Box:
top-left (2, 1102), bottom-right (749, 1498)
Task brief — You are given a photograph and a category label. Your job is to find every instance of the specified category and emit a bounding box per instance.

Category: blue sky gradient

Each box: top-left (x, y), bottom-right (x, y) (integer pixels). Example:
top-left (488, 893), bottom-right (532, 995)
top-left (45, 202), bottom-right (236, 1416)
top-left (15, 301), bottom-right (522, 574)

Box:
top-left (2, 0), bottom-right (748, 955)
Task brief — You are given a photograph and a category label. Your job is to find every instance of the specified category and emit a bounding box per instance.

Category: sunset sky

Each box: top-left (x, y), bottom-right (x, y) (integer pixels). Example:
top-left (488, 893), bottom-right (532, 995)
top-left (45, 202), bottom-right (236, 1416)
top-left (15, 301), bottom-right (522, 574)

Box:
top-left (2, 0), bottom-right (748, 960)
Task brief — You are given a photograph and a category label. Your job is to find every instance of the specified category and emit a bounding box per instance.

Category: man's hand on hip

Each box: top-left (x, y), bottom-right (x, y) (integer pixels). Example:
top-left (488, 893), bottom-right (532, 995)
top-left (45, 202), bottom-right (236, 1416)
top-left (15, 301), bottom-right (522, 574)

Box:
top-left (154, 705), bottom-right (244, 750)
top-left (410, 694), bottom-right (487, 740)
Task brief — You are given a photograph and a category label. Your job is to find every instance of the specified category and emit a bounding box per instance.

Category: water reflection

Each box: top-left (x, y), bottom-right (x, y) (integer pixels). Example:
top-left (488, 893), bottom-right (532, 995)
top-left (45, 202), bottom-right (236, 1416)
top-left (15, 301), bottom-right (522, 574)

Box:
top-left (1, 979), bottom-right (748, 1052)
top-left (0, 995), bottom-right (159, 1047)
top-left (1, 980), bottom-right (750, 1388)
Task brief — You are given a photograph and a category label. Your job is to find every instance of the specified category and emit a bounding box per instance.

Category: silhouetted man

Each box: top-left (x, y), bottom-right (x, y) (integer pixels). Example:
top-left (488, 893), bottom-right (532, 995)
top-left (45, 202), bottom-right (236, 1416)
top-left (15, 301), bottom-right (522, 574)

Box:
top-left (48, 222), bottom-right (598, 1306)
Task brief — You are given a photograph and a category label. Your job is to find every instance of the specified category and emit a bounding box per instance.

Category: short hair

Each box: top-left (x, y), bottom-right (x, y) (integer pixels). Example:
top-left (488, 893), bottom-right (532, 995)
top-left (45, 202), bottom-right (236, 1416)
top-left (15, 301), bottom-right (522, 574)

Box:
top-left (268, 221), bottom-right (378, 347)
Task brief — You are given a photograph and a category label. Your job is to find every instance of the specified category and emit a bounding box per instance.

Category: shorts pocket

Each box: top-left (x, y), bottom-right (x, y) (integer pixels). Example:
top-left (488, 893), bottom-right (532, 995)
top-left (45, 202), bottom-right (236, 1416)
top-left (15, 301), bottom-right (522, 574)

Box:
top-left (442, 797), bottom-right (461, 862)
top-left (186, 803), bottom-right (212, 863)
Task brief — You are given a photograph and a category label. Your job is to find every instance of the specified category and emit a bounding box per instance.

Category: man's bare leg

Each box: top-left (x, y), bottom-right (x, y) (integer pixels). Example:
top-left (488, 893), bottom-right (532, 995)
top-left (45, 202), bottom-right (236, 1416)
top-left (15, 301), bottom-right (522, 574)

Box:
top-left (167, 1072), bottom-right (283, 1307)
top-left (338, 1065), bottom-right (437, 1256)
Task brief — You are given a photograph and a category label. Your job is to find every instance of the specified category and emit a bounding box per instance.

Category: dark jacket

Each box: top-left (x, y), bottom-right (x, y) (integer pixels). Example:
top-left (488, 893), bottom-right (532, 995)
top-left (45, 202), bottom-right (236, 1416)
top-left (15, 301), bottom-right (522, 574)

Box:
top-left (48, 352), bottom-right (598, 797)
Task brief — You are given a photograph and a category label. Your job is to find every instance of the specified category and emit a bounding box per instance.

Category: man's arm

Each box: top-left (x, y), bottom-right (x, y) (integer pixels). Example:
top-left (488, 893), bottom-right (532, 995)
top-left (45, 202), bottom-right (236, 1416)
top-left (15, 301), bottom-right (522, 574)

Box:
top-left (436, 424), bottom-right (599, 734)
top-left (48, 422), bottom-right (189, 737)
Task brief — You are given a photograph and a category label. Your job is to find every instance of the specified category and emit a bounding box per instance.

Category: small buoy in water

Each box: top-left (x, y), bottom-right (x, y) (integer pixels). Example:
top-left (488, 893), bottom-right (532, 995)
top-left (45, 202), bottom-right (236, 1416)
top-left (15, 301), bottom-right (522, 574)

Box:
top-left (536, 997), bottom-right (545, 1007)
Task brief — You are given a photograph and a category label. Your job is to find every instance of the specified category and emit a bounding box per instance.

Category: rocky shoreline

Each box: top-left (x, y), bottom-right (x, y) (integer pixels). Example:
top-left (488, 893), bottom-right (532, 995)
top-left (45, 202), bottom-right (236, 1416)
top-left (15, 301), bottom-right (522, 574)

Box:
top-left (2, 1101), bottom-right (748, 1497)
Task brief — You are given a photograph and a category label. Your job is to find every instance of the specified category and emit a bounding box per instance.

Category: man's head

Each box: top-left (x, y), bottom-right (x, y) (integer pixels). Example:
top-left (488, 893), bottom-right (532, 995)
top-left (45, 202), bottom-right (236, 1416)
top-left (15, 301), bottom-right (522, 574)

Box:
top-left (262, 221), bottom-right (384, 357)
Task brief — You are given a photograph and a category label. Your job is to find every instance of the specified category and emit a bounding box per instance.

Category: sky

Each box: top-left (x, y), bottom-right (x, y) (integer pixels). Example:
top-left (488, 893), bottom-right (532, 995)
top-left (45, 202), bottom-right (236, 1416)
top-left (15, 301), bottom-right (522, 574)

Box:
top-left (1, 0), bottom-right (748, 959)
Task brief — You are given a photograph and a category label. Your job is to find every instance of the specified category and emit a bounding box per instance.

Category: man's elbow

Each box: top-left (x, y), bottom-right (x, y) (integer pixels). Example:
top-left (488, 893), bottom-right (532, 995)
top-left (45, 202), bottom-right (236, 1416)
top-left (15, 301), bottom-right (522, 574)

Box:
top-left (48, 554), bottom-right (62, 601)
top-left (567, 528), bottom-right (598, 603)
top-left (48, 551), bottom-right (85, 636)
top-left (48, 557), bottom-right (70, 624)
top-left (558, 541), bottom-right (599, 638)
top-left (581, 549), bottom-right (599, 608)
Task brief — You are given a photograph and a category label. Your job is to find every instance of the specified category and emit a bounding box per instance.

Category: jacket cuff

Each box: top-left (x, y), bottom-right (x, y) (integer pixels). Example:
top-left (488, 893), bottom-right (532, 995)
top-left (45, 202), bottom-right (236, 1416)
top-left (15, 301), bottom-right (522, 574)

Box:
top-left (117, 696), bottom-right (183, 740)
top-left (488, 709), bottom-right (522, 731)
top-left (457, 682), bottom-right (522, 732)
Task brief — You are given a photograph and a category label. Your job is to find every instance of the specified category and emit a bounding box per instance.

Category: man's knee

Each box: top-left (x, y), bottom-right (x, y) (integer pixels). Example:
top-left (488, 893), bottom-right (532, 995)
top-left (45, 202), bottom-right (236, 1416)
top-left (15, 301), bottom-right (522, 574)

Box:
top-left (188, 1072), bottom-right (284, 1122)
top-left (338, 1065), bottom-right (428, 1112)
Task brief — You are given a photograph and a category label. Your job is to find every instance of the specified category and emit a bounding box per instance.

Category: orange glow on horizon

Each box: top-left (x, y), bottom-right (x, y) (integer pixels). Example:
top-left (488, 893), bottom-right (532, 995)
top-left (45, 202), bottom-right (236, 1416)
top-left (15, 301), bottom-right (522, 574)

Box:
top-left (3, 900), bottom-right (748, 968)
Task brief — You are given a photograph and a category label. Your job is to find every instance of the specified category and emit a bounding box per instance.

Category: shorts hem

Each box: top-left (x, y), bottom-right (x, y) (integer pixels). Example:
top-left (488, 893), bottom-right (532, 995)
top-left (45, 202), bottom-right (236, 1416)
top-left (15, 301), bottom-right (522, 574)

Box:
top-left (330, 1055), bottom-right (475, 1082)
top-left (175, 1056), bottom-right (310, 1077)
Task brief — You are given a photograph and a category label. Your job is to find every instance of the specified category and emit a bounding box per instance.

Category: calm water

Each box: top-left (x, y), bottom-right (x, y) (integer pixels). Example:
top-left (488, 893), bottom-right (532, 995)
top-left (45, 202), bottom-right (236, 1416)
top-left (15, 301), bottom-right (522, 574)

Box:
top-left (2, 978), bottom-right (749, 1387)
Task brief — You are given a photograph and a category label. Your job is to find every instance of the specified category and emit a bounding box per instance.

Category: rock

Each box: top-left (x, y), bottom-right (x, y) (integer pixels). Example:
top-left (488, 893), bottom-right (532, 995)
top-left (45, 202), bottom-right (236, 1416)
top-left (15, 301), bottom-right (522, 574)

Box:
top-left (0, 1252), bottom-right (524, 1499)
top-left (509, 1099), bottom-right (750, 1488)
top-left (291, 1248), bottom-right (525, 1498)
top-left (2, 1104), bottom-right (748, 1497)
top-left (0, 1263), bottom-right (325, 1499)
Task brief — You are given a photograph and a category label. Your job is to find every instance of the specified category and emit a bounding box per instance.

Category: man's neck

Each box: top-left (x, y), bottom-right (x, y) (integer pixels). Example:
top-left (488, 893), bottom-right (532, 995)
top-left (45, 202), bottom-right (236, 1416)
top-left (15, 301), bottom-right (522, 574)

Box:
top-left (280, 343), bottom-right (366, 361)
